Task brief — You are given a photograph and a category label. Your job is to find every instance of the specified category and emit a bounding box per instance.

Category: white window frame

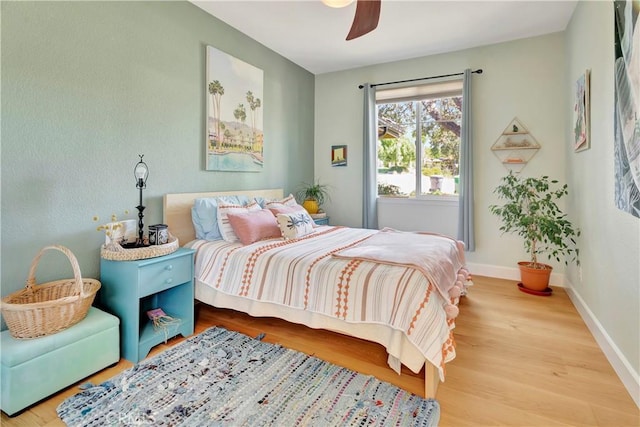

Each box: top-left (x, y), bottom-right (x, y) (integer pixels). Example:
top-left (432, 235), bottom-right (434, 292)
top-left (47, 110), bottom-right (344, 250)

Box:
top-left (376, 78), bottom-right (463, 200)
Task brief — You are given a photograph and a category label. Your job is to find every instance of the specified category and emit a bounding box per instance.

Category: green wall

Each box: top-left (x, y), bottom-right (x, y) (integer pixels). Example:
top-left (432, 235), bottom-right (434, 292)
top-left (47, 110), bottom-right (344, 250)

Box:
top-left (1, 1), bottom-right (314, 308)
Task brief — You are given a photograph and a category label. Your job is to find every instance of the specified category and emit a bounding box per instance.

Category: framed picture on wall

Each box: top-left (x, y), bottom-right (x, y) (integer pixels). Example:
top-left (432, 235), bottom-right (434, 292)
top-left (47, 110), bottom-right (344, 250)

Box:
top-left (331, 145), bottom-right (347, 167)
top-left (573, 69), bottom-right (590, 152)
top-left (613, 0), bottom-right (639, 218)
top-left (206, 46), bottom-right (264, 172)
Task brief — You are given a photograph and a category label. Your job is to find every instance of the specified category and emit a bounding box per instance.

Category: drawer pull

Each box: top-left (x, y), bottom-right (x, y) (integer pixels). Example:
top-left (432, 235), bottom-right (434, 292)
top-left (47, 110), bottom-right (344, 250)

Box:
top-left (165, 278), bottom-right (173, 285)
top-left (165, 264), bottom-right (174, 271)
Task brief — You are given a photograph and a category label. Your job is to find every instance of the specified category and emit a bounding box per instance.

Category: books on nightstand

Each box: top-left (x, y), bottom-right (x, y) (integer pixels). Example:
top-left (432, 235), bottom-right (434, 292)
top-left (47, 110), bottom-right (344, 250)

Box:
top-left (147, 308), bottom-right (181, 343)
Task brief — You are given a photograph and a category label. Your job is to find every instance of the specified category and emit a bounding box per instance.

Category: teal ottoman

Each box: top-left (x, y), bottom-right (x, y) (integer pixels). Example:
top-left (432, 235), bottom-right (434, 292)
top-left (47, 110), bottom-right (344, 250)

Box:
top-left (1, 307), bottom-right (119, 416)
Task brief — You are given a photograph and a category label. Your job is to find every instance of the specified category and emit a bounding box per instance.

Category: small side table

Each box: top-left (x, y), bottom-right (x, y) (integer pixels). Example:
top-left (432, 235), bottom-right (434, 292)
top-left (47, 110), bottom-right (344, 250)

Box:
top-left (313, 216), bottom-right (330, 226)
top-left (99, 247), bottom-right (195, 363)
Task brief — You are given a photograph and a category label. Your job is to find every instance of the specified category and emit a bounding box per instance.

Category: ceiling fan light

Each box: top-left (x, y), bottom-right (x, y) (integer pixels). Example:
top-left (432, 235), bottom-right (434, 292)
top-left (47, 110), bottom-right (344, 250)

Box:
top-left (322, 0), bottom-right (354, 8)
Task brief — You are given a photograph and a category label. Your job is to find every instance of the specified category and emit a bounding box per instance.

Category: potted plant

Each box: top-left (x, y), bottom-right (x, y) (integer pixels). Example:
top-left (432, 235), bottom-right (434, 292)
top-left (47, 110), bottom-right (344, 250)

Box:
top-left (489, 172), bottom-right (580, 292)
top-left (296, 180), bottom-right (330, 214)
top-left (378, 183), bottom-right (405, 197)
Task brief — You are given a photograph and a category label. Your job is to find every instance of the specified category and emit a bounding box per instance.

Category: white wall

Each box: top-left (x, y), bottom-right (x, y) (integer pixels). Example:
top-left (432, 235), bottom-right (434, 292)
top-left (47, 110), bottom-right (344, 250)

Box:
top-left (564, 0), bottom-right (640, 405)
top-left (377, 197), bottom-right (458, 237)
top-left (315, 33), bottom-right (568, 274)
top-left (315, 8), bottom-right (639, 404)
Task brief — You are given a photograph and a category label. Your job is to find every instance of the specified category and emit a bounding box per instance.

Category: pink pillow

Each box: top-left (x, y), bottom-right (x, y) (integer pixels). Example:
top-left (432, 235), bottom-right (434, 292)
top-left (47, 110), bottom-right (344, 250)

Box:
top-left (217, 202), bottom-right (261, 242)
top-left (226, 208), bottom-right (281, 245)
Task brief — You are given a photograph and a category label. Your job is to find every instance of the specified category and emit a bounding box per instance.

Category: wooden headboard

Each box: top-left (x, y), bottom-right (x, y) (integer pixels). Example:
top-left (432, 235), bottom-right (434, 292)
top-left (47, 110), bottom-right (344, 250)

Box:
top-left (163, 189), bottom-right (284, 245)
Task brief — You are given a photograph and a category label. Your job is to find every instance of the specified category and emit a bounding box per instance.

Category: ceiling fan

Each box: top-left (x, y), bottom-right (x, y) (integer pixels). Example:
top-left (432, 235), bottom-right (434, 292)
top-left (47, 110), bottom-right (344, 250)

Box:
top-left (322, 0), bottom-right (382, 41)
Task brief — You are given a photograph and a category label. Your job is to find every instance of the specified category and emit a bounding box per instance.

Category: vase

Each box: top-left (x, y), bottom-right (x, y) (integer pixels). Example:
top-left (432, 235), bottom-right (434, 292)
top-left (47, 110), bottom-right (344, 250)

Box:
top-left (302, 199), bottom-right (319, 214)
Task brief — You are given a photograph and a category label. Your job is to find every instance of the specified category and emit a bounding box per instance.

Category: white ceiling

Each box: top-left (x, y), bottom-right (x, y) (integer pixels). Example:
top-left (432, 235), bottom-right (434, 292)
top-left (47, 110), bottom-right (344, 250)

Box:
top-left (192, 0), bottom-right (578, 75)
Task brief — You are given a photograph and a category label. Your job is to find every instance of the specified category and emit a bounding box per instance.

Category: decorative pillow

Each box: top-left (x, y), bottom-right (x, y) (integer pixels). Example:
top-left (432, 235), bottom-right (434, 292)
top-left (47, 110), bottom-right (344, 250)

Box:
top-left (263, 194), bottom-right (297, 209)
top-left (267, 204), bottom-right (305, 216)
top-left (276, 212), bottom-right (315, 240)
top-left (226, 209), bottom-right (281, 245)
top-left (192, 195), bottom-right (250, 240)
top-left (217, 202), bottom-right (261, 242)
top-left (254, 195), bottom-right (283, 209)
top-left (268, 204), bottom-right (320, 229)
top-left (265, 194), bottom-right (311, 215)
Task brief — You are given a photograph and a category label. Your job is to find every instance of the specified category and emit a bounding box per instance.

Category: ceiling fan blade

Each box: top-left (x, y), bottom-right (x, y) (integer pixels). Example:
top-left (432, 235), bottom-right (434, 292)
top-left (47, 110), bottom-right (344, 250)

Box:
top-left (346, 0), bottom-right (381, 41)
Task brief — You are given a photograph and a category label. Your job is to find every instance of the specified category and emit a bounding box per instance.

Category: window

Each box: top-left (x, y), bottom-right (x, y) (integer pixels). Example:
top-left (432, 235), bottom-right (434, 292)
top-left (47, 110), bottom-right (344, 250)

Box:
top-left (376, 79), bottom-right (463, 197)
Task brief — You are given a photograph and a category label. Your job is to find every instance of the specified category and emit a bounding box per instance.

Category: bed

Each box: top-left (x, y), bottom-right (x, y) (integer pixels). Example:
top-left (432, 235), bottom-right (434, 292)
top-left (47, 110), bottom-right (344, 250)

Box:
top-left (163, 189), bottom-right (471, 398)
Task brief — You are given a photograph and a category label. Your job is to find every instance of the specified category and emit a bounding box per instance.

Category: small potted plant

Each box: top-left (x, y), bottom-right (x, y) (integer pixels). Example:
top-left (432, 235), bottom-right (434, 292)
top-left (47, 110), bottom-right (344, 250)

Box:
top-left (378, 183), bottom-right (403, 196)
top-left (296, 180), bottom-right (330, 214)
top-left (489, 172), bottom-right (580, 292)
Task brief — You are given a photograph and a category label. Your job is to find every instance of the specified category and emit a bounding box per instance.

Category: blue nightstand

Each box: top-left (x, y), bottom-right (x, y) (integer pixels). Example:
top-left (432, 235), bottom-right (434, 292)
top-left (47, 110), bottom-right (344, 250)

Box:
top-left (99, 247), bottom-right (195, 363)
top-left (313, 216), bottom-right (330, 226)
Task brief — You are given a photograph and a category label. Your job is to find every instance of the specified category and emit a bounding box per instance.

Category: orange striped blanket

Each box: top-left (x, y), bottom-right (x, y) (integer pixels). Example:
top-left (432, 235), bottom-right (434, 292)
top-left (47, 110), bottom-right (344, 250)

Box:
top-left (187, 226), bottom-right (470, 381)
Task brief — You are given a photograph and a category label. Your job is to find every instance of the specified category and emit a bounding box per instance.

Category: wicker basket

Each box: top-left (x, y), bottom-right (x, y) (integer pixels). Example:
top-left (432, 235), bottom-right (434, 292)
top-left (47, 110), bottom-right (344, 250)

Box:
top-left (0, 245), bottom-right (101, 339)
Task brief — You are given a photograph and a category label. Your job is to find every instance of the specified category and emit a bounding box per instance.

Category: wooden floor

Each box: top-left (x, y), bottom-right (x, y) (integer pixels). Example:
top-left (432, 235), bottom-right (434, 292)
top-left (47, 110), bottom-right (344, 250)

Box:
top-left (2, 275), bottom-right (638, 426)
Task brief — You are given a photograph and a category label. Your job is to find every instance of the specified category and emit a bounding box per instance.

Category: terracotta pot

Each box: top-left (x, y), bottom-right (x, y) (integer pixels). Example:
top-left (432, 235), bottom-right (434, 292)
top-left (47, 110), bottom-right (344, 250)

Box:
top-left (518, 261), bottom-right (552, 291)
top-left (302, 199), bottom-right (319, 214)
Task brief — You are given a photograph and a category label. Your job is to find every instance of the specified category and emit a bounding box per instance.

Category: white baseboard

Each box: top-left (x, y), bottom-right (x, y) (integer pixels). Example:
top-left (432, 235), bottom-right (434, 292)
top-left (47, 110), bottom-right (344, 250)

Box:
top-left (466, 262), bottom-right (565, 286)
top-left (563, 281), bottom-right (640, 408)
top-left (466, 261), bottom-right (639, 408)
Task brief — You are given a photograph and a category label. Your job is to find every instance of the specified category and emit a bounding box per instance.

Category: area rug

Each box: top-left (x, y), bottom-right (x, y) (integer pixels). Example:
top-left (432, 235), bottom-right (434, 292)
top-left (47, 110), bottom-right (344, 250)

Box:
top-left (57, 327), bottom-right (440, 426)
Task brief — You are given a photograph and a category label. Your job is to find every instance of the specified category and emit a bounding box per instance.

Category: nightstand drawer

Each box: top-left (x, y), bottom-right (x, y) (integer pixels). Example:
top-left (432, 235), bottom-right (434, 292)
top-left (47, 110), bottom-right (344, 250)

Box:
top-left (138, 256), bottom-right (192, 297)
top-left (100, 247), bottom-right (195, 363)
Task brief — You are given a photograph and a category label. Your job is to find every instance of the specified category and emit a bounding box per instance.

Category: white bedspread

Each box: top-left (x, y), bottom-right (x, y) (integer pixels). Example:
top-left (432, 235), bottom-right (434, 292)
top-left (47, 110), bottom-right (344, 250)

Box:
top-left (186, 226), bottom-right (469, 381)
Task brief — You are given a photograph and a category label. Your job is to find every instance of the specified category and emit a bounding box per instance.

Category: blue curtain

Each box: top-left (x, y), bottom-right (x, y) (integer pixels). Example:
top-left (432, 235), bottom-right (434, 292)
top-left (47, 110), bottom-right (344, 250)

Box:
top-left (362, 83), bottom-right (378, 229)
top-left (457, 69), bottom-right (475, 251)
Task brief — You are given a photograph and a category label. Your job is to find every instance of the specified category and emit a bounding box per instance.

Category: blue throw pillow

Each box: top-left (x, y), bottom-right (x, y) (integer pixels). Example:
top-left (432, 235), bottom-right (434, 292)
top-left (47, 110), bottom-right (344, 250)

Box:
top-left (192, 195), bottom-right (250, 240)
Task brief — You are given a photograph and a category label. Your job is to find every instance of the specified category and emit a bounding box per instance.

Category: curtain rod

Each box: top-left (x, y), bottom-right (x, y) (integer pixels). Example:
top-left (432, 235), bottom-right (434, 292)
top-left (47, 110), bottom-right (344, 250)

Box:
top-left (358, 68), bottom-right (483, 89)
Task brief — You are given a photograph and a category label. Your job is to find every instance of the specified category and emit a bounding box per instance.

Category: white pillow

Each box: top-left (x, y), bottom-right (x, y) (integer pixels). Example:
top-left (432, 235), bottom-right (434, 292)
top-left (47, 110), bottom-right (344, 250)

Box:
top-left (264, 193), bottom-right (298, 209)
top-left (276, 212), bottom-right (315, 240)
top-left (217, 201), bottom-right (261, 242)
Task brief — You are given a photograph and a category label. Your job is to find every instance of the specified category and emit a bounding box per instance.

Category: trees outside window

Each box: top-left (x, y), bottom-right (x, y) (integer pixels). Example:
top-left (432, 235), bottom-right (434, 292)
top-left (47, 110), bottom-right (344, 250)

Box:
top-left (376, 84), bottom-right (462, 197)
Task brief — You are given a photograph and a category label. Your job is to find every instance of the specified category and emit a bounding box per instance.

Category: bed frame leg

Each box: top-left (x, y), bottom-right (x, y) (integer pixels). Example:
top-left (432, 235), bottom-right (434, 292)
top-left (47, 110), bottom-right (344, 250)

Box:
top-left (424, 360), bottom-right (440, 398)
